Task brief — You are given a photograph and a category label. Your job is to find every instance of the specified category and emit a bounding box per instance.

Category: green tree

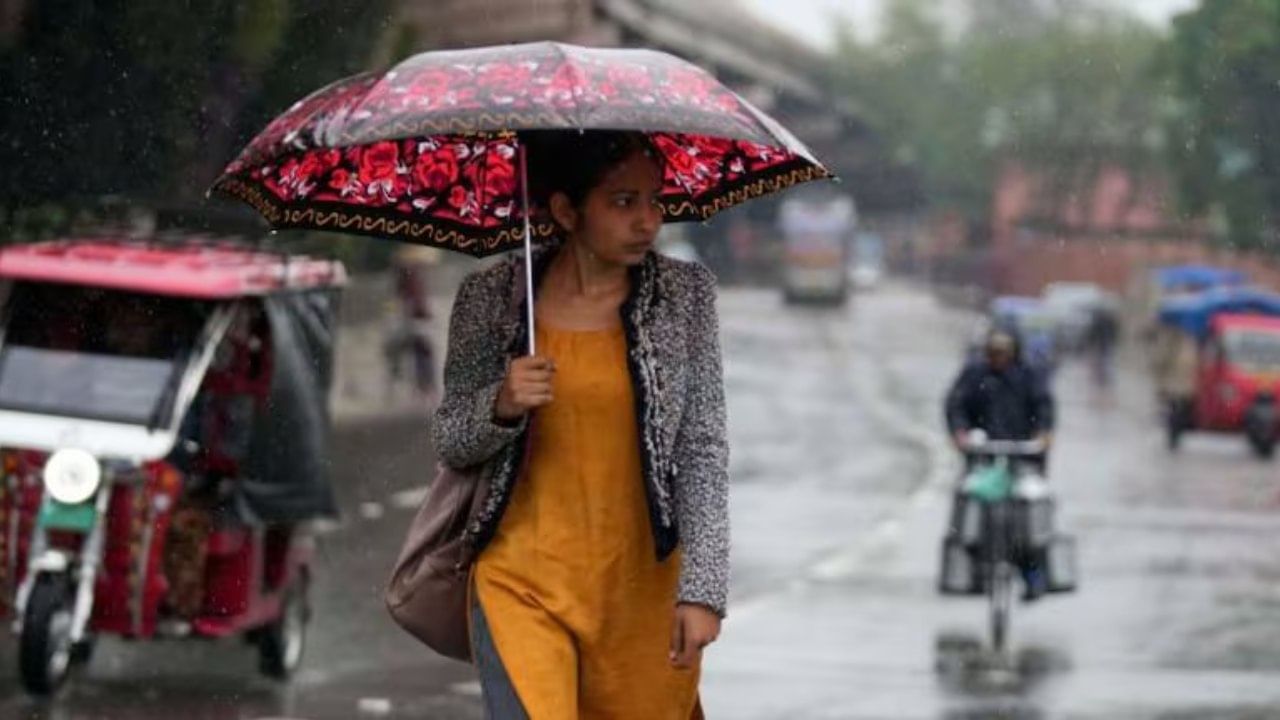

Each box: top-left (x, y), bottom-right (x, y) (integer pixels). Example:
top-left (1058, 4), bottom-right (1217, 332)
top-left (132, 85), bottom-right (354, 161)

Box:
top-left (0, 0), bottom-right (395, 239)
top-left (833, 0), bottom-right (1167, 223)
top-left (1165, 0), bottom-right (1280, 251)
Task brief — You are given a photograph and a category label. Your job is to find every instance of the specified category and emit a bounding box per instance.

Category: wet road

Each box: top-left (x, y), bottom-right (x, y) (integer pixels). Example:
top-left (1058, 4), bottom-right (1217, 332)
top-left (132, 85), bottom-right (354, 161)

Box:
top-left (4, 282), bottom-right (1280, 718)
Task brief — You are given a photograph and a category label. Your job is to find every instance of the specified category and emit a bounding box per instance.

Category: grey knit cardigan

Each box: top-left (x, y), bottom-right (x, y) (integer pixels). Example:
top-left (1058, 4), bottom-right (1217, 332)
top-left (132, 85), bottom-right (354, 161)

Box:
top-left (430, 244), bottom-right (731, 616)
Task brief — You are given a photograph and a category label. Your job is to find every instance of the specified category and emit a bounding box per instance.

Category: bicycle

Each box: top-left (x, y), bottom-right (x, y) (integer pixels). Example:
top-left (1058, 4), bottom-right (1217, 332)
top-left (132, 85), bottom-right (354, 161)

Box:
top-left (946, 436), bottom-right (1051, 654)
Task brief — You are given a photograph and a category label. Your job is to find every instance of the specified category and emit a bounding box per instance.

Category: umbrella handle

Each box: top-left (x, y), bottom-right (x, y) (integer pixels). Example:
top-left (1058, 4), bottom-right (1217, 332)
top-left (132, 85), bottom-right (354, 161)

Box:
top-left (520, 141), bottom-right (536, 357)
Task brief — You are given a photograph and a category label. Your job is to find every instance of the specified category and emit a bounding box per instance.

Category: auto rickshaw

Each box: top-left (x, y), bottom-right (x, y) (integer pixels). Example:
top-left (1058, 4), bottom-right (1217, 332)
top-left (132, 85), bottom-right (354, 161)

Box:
top-left (1157, 287), bottom-right (1280, 458)
top-left (1134, 264), bottom-right (1248, 369)
top-left (0, 237), bottom-right (346, 695)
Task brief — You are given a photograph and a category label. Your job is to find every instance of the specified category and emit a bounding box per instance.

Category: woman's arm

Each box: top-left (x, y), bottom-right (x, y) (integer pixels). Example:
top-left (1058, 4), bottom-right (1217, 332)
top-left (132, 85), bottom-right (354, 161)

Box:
top-left (430, 272), bottom-right (526, 469)
top-left (672, 264), bottom-right (731, 617)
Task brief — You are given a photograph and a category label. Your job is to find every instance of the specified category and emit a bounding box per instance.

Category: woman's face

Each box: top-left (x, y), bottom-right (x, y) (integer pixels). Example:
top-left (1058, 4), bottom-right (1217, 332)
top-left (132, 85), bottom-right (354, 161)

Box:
top-left (553, 150), bottom-right (664, 267)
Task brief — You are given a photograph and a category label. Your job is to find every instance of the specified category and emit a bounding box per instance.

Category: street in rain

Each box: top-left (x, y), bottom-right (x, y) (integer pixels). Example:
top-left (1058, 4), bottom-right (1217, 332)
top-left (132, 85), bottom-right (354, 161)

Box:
top-left (5, 1), bottom-right (1280, 719)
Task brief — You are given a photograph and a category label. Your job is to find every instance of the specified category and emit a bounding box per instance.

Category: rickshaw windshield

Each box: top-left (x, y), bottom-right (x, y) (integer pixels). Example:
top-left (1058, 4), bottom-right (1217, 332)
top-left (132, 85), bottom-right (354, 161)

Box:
top-left (0, 282), bottom-right (211, 425)
top-left (1224, 329), bottom-right (1280, 373)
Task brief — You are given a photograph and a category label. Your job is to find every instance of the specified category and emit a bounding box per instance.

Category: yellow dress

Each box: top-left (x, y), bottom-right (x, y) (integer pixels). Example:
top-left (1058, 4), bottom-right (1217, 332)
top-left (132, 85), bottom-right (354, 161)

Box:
top-left (472, 324), bottom-right (701, 719)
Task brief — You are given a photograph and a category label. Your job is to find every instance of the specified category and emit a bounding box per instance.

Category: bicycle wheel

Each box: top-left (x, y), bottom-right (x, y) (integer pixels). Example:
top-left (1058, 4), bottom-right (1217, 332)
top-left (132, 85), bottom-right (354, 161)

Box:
top-left (986, 504), bottom-right (1013, 653)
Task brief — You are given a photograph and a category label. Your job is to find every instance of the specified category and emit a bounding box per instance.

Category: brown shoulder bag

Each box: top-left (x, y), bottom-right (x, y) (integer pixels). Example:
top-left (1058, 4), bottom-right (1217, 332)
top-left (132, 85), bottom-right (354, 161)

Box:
top-left (384, 462), bottom-right (489, 662)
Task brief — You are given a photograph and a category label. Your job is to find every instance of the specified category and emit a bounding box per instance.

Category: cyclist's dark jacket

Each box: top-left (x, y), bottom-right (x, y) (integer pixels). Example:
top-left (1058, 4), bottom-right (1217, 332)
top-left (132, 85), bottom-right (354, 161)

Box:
top-left (945, 360), bottom-right (1055, 441)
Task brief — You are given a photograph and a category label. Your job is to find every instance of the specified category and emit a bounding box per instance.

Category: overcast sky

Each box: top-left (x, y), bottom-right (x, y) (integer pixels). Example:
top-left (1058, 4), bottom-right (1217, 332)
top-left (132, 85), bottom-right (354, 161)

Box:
top-left (738, 0), bottom-right (1201, 50)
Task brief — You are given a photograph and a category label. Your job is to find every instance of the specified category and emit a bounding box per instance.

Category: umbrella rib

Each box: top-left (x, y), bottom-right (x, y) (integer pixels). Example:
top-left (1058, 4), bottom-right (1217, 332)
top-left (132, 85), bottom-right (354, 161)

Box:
top-left (551, 42), bottom-right (585, 131)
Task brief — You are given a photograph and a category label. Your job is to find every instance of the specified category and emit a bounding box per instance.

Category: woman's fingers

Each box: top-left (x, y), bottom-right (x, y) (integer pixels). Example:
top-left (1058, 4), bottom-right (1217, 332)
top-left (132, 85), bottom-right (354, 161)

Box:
top-left (494, 355), bottom-right (557, 421)
top-left (669, 612), bottom-right (685, 664)
top-left (518, 393), bottom-right (554, 408)
top-left (499, 354), bottom-right (556, 412)
top-left (517, 369), bottom-right (555, 383)
top-left (516, 377), bottom-right (554, 395)
top-left (675, 634), bottom-right (702, 669)
top-left (512, 357), bottom-right (555, 387)
top-left (511, 356), bottom-right (555, 374)
top-left (669, 617), bottom-right (707, 669)
top-left (513, 379), bottom-right (554, 407)
top-left (669, 605), bottom-right (719, 668)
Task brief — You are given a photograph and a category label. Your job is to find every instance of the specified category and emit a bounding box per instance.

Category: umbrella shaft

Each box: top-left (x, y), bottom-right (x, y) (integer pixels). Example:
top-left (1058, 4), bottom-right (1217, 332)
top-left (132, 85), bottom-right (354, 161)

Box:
top-left (521, 142), bottom-right (536, 357)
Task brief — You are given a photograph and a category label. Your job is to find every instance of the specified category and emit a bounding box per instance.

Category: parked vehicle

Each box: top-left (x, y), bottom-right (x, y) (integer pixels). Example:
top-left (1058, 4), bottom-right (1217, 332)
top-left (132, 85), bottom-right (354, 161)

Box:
top-left (0, 238), bottom-right (346, 695)
top-left (1158, 287), bottom-right (1280, 458)
top-left (779, 192), bottom-right (855, 305)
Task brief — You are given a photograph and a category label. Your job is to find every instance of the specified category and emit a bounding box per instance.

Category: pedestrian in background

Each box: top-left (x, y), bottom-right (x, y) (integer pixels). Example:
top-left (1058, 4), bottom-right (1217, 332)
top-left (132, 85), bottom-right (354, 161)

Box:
top-left (432, 131), bottom-right (730, 719)
top-left (1086, 302), bottom-right (1120, 389)
top-left (384, 246), bottom-right (440, 402)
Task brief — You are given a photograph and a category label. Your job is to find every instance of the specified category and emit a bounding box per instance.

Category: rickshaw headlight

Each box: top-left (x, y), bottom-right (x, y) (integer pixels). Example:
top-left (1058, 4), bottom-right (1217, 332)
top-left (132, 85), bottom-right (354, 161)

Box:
top-left (42, 449), bottom-right (102, 504)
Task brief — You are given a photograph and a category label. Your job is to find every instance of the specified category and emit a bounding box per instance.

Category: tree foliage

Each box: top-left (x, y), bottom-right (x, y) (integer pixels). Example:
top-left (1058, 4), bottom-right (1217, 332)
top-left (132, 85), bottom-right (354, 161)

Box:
top-left (0, 0), bottom-right (394, 238)
top-left (833, 0), bottom-right (1167, 222)
top-left (1165, 0), bottom-right (1280, 250)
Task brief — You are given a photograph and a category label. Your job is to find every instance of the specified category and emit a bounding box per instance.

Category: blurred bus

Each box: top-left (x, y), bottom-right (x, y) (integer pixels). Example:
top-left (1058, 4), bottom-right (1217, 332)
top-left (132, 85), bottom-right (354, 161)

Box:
top-left (778, 192), bottom-right (855, 305)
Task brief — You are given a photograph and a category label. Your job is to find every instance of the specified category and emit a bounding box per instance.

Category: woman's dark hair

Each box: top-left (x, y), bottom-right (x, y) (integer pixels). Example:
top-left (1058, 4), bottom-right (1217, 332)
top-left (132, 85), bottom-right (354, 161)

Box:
top-left (523, 130), bottom-right (660, 212)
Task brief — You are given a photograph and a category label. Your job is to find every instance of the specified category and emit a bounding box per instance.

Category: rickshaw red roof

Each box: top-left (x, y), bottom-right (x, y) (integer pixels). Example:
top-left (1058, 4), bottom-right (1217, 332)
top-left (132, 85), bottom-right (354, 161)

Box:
top-left (1213, 313), bottom-right (1280, 333)
top-left (0, 239), bottom-right (347, 298)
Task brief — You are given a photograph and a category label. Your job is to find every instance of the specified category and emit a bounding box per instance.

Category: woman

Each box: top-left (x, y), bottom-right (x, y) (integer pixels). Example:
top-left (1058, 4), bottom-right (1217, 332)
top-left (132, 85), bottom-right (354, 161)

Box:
top-left (431, 131), bottom-right (730, 719)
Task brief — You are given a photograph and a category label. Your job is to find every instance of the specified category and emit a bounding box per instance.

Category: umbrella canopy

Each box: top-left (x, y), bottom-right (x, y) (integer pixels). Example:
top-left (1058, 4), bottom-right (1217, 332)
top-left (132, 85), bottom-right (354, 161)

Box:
top-left (990, 295), bottom-right (1045, 318)
top-left (211, 42), bottom-right (832, 257)
top-left (1158, 286), bottom-right (1280, 340)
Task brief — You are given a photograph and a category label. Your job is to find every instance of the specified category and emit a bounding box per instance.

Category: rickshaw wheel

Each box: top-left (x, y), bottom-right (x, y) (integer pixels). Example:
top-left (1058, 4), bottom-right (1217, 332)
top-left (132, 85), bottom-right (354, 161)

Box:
top-left (19, 575), bottom-right (75, 696)
top-left (259, 580), bottom-right (310, 680)
top-left (1249, 437), bottom-right (1276, 460)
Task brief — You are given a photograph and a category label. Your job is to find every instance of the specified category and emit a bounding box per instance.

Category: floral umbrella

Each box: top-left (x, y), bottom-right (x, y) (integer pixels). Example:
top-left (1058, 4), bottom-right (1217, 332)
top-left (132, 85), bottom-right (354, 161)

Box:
top-left (212, 42), bottom-right (833, 351)
top-left (212, 42), bottom-right (832, 256)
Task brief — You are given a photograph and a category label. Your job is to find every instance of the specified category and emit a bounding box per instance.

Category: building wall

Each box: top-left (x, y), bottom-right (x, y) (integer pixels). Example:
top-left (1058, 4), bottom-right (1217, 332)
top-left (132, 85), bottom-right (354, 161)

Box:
top-left (401, 0), bottom-right (608, 49)
top-left (988, 160), bottom-right (1280, 294)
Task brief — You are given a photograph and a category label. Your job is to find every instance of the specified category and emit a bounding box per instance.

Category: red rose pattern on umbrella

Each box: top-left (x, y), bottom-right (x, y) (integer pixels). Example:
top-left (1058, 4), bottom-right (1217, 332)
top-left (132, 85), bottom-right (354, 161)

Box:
top-left (243, 130), bottom-right (803, 244)
top-left (213, 43), bottom-right (831, 256)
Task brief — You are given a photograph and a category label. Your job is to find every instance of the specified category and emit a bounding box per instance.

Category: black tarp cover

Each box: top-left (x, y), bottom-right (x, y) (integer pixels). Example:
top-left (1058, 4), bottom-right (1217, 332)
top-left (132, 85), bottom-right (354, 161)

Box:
top-left (240, 289), bottom-right (340, 522)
